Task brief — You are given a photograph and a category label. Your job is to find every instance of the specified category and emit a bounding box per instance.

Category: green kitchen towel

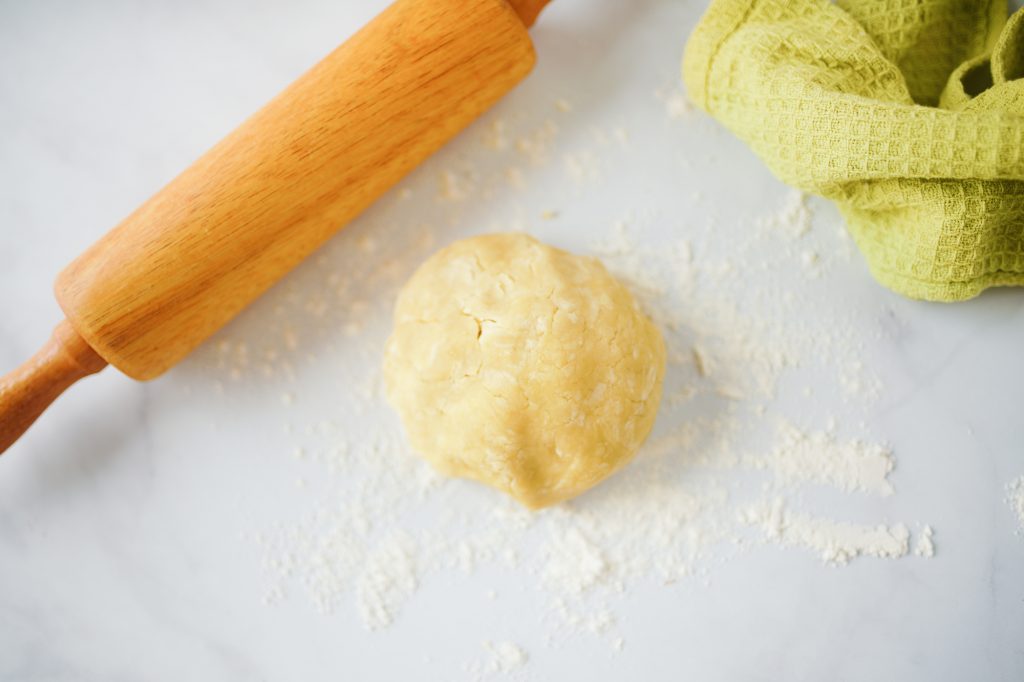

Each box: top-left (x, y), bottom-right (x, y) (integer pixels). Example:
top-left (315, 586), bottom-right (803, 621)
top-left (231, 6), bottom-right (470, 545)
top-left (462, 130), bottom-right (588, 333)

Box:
top-left (683, 0), bottom-right (1024, 301)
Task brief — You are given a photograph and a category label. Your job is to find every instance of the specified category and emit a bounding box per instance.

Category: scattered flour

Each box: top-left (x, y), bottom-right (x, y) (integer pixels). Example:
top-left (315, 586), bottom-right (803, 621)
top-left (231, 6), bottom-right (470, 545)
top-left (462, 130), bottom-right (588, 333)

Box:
top-left (482, 119), bottom-right (509, 151)
top-left (761, 190), bottom-right (813, 238)
top-left (563, 150), bottom-right (601, 185)
top-left (438, 168), bottom-right (475, 202)
top-left (356, 532), bottom-right (418, 630)
top-left (740, 498), bottom-right (910, 564)
top-left (465, 641), bottom-right (529, 680)
top-left (1008, 476), bottom-right (1024, 535)
top-left (542, 525), bottom-right (608, 594)
top-left (914, 525), bottom-right (936, 557)
top-left (485, 641), bottom-right (528, 673)
top-left (515, 120), bottom-right (559, 165)
top-left (752, 421), bottom-right (895, 496)
top-left (654, 85), bottom-right (695, 119)
top-left (191, 83), bottom-right (937, 668)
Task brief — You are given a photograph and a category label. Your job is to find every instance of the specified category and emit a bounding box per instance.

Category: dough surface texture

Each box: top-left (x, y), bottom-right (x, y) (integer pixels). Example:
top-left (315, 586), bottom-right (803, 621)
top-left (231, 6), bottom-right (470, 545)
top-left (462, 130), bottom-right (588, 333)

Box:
top-left (384, 233), bottom-right (666, 509)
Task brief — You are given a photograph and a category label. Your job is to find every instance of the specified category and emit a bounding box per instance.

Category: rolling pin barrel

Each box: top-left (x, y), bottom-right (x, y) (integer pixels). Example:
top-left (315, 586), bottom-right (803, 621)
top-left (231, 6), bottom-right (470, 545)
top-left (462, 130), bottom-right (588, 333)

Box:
top-left (1, 0), bottom-right (549, 453)
top-left (57, 0), bottom-right (539, 380)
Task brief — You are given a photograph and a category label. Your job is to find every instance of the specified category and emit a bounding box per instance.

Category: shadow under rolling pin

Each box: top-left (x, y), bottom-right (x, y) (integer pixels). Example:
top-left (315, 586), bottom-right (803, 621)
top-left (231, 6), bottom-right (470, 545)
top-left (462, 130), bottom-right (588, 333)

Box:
top-left (0, 0), bottom-right (552, 454)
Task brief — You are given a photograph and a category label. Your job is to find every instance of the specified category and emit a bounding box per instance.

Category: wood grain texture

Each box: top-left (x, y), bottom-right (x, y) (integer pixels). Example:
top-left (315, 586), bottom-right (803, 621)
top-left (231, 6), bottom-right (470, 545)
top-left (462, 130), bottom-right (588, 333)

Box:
top-left (56, 0), bottom-right (536, 380)
top-left (0, 320), bottom-right (107, 454)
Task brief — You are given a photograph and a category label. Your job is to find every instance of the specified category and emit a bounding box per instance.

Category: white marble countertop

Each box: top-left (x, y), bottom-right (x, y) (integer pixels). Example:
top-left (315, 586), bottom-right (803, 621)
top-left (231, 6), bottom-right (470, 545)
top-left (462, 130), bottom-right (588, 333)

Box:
top-left (2, 1), bottom-right (1022, 680)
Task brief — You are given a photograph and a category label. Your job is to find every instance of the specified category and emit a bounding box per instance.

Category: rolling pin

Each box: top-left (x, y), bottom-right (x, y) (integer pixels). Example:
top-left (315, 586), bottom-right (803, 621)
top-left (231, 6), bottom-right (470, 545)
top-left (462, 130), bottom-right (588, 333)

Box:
top-left (0, 0), bottom-right (552, 454)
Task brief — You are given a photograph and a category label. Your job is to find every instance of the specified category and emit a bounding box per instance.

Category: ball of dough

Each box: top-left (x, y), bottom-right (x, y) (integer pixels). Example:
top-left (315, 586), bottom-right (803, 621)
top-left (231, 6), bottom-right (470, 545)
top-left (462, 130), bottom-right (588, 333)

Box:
top-left (384, 233), bottom-right (666, 509)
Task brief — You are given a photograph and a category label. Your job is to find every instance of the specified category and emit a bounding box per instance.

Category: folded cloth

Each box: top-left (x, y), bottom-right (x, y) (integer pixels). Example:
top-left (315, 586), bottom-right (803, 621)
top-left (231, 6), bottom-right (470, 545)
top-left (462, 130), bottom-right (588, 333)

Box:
top-left (683, 0), bottom-right (1024, 301)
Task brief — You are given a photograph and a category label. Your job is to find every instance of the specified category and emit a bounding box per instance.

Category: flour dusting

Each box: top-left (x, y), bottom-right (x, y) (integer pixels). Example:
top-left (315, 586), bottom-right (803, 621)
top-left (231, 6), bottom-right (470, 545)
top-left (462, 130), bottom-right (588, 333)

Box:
top-left (914, 525), bottom-right (936, 557)
top-left (654, 85), bottom-right (695, 119)
top-left (753, 421), bottom-right (895, 496)
top-left (465, 641), bottom-right (529, 680)
top-left (1008, 476), bottom-right (1024, 535)
top-left (740, 498), bottom-right (910, 564)
top-left (356, 531), bottom-right (418, 630)
top-left (190, 81), bottom-right (937, 663)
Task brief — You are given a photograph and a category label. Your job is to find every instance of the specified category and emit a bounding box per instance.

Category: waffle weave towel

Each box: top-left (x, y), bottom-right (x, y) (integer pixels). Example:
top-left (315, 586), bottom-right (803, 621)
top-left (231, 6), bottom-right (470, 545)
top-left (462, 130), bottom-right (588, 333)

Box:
top-left (683, 0), bottom-right (1024, 301)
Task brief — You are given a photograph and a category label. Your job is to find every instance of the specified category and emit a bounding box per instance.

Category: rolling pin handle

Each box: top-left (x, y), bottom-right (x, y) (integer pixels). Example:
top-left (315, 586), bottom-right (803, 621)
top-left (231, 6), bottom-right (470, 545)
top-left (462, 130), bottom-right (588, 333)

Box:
top-left (0, 319), bottom-right (107, 455)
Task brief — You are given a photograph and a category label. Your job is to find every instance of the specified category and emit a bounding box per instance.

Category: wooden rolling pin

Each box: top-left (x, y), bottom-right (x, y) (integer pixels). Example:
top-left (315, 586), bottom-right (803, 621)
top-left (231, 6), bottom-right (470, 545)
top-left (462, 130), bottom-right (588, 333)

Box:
top-left (0, 0), bottom-right (552, 454)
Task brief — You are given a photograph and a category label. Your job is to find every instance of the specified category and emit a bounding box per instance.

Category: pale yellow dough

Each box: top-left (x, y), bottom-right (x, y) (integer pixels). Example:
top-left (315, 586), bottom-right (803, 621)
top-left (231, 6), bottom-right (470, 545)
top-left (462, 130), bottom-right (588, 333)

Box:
top-left (383, 233), bottom-right (666, 509)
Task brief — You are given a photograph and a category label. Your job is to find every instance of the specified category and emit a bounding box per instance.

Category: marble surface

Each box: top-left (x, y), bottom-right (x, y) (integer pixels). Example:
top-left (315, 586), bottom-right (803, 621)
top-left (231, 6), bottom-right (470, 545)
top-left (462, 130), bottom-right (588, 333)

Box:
top-left (1, 1), bottom-right (1023, 680)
